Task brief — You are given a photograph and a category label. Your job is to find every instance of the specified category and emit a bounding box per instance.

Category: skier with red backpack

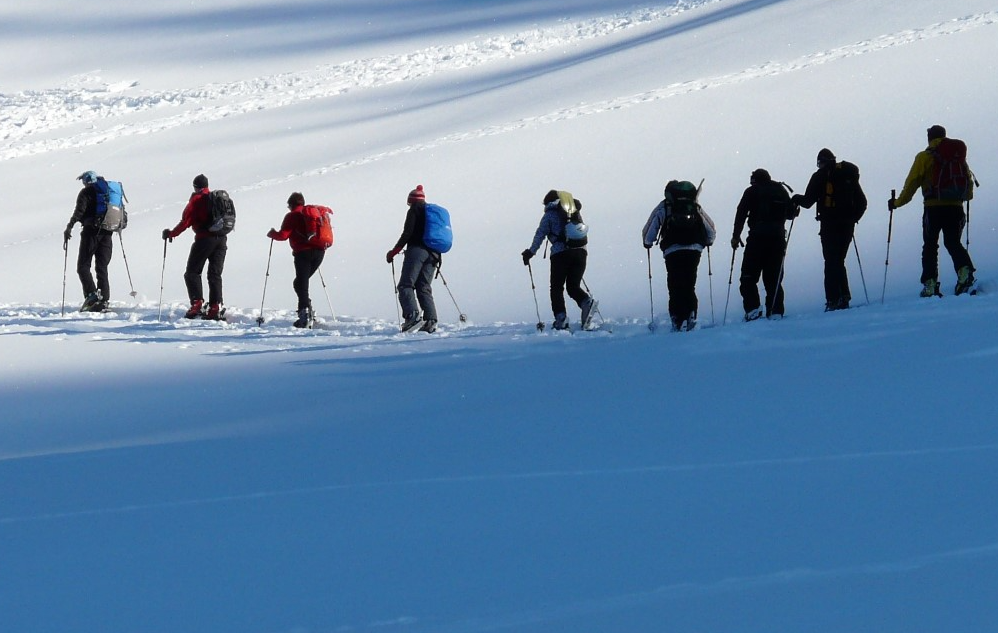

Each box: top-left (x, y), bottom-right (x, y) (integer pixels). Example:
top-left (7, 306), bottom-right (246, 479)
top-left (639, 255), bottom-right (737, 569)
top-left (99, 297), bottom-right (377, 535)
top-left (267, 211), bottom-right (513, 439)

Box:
top-left (889, 125), bottom-right (977, 297)
top-left (267, 192), bottom-right (334, 328)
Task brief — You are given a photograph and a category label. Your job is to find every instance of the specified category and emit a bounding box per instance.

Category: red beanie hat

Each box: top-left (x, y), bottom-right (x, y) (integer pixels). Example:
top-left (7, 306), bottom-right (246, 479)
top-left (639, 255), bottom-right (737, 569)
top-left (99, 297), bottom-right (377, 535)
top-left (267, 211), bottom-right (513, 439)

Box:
top-left (407, 185), bottom-right (425, 204)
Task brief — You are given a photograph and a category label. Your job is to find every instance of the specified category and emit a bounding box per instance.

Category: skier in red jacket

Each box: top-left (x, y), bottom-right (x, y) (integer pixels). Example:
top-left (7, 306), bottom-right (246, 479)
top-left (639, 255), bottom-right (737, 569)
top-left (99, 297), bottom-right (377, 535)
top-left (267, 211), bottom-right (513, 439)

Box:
top-left (268, 192), bottom-right (331, 328)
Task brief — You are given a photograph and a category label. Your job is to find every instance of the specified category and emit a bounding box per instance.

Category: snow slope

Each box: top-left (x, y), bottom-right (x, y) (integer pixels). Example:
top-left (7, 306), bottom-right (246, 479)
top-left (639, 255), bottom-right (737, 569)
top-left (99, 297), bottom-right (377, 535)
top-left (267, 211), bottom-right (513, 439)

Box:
top-left (2, 1), bottom-right (997, 631)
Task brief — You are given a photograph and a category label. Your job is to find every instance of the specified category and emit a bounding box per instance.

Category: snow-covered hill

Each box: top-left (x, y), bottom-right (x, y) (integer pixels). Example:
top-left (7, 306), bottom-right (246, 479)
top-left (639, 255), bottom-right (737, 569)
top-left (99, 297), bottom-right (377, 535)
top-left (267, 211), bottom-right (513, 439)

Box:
top-left (2, 1), bottom-right (997, 631)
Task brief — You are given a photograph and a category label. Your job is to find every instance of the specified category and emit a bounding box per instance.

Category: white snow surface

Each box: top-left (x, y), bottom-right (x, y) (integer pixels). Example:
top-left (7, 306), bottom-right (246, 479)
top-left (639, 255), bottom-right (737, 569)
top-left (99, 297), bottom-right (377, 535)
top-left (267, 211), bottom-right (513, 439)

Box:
top-left (2, 1), bottom-right (998, 631)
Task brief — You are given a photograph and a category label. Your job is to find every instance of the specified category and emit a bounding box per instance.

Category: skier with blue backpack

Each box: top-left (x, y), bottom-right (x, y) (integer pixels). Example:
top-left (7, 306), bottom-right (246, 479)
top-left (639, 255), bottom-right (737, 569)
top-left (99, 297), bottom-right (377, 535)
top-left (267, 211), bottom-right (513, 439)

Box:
top-left (63, 170), bottom-right (127, 312)
top-left (521, 189), bottom-right (597, 331)
top-left (386, 185), bottom-right (452, 333)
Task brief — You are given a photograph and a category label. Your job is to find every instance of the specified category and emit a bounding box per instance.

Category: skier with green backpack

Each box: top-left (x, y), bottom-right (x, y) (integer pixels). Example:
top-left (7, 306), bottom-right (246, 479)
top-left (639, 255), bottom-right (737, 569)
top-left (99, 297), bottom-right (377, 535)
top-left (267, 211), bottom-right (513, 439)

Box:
top-left (642, 180), bottom-right (716, 332)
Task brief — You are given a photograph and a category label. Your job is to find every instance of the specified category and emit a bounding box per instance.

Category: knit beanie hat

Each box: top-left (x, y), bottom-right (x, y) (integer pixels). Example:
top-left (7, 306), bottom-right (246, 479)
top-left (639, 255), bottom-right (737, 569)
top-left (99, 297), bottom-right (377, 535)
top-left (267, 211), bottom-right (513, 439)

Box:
top-left (193, 174), bottom-right (209, 189)
top-left (927, 125), bottom-right (946, 141)
top-left (287, 192), bottom-right (305, 208)
top-left (543, 189), bottom-right (559, 205)
top-left (407, 185), bottom-right (425, 204)
top-left (750, 168), bottom-right (772, 184)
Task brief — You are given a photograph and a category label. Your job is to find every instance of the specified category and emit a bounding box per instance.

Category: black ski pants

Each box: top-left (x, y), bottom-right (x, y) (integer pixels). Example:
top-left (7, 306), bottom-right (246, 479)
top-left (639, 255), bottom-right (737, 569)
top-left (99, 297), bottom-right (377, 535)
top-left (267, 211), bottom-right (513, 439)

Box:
top-left (739, 232), bottom-right (786, 316)
top-left (293, 248), bottom-right (325, 311)
top-left (77, 226), bottom-right (113, 300)
top-left (819, 221), bottom-right (854, 307)
top-left (922, 205), bottom-right (974, 283)
top-left (184, 235), bottom-right (227, 305)
top-left (549, 248), bottom-right (589, 317)
top-left (664, 248), bottom-right (701, 323)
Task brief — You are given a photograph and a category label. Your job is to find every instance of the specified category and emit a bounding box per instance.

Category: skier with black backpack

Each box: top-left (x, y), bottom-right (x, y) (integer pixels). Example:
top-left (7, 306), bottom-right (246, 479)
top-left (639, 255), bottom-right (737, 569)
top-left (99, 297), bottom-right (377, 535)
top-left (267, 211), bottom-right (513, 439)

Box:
top-left (521, 189), bottom-right (597, 331)
top-left (63, 170), bottom-right (127, 312)
top-left (792, 148), bottom-right (868, 311)
top-left (162, 174), bottom-right (234, 320)
top-left (732, 169), bottom-right (798, 321)
top-left (642, 180), bottom-right (716, 332)
top-left (267, 192), bottom-right (334, 328)
top-left (888, 125), bottom-right (977, 297)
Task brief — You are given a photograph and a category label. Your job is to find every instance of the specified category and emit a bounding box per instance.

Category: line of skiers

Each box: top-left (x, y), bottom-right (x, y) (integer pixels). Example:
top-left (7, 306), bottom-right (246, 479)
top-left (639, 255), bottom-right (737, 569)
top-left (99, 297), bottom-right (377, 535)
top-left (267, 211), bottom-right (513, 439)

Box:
top-left (62, 124), bottom-right (979, 332)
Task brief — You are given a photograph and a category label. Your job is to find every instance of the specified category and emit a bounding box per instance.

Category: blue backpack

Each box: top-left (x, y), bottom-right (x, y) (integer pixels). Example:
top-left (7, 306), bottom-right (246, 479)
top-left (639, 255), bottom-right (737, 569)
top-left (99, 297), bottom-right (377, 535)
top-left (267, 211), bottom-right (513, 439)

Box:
top-left (93, 177), bottom-right (128, 231)
top-left (422, 203), bottom-right (453, 253)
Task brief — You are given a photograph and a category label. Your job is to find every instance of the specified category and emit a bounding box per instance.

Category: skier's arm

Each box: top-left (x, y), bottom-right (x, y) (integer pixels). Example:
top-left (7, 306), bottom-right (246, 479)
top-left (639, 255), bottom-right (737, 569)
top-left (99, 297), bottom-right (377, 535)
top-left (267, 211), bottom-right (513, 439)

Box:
top-left (528, 213), bottom-right (550, 254)
top-left (641, 203), bottom-right (665, 248)
top-left (699, 207), bottom-right (717, 247)
top-left (895, 151), bottom-right (931, 208)
top-left (268, 212), bottom-right (295, 241)
top-left (391, 205), bottom-right (418, 253)
top-left (167, 195), bottom-right (199, 238)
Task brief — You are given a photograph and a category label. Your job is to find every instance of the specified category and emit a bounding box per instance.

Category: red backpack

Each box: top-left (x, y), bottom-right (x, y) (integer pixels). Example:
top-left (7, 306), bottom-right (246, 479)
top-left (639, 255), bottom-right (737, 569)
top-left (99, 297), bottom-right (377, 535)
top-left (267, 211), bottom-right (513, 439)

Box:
top-left (299, 205), bottom-right (334, 249)
top-left (929, 138), bottom-right (971, 202)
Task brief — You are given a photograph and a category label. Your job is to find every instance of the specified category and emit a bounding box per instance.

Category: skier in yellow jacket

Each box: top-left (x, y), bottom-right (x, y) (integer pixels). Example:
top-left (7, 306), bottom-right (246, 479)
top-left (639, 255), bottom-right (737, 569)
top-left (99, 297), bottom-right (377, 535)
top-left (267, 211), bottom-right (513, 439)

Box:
top-left (889, 125), bottom-right (977, 297)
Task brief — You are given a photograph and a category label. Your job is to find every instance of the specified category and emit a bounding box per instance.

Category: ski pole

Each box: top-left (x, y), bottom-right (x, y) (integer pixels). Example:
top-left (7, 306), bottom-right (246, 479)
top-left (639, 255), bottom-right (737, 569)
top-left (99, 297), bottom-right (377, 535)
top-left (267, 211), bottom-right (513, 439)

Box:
top-left (435, 263), bottom-right (467, 323)
top-left (646, 247), bottom-right (656, 331)
top-left (706, 245), bottom-right (715, 326)
top-left (722, 246), bottom-right (736, 326)
top-left (882, 190), bottom-right (895, 304)
top-left (771, 217), bottom-right (795, 316)
top-left (317, 268), bottom-right (336, 322)
top-left (157, 239), bottom-right (168, 321)
top-left (852, 236), bottom-right (869, 305)
top-left (391, 259), bottom-right (402, 331)
top-left (256, 238), bottom-right (274, 326)
top-left (527, 261), bottom-right (544, 331)
top-left (61, 239), bottom-right (69, 317)
top-left (118, 232), bottom-right (138, 299)
top-left (965, 198), bottom-right (971, 251)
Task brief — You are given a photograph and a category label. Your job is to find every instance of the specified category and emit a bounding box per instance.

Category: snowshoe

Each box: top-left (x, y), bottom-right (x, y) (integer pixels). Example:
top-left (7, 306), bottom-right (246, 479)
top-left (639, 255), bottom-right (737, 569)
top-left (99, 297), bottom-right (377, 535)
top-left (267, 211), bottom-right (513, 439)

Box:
top-left (552, 313), bottom-right (570, 331)
top-left (744, 307), bottom-right (763, 321)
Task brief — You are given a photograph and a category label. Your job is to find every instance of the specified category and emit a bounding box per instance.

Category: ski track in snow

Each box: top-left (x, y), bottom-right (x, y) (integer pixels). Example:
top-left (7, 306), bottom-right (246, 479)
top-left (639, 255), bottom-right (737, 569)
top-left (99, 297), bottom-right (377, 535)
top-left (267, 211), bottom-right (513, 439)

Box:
top-left (0, 1), bottom-right (717, 159)
top-left (1, 5), bottom-right (994, 169)
top-left (3, 441), bottom-right (997, 521)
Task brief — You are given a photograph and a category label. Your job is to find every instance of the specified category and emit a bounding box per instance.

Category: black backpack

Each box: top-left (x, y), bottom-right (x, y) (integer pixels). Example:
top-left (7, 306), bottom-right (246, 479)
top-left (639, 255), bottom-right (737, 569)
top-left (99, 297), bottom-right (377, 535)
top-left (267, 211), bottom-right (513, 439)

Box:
top-left (554, 190), bottom-right (588, 248)
top-left (660, 180), bottom-right (706, 246)
top-left (204, 190), bottom-right (236, 234)
top-left (823, 161), bottom-right (865, 222)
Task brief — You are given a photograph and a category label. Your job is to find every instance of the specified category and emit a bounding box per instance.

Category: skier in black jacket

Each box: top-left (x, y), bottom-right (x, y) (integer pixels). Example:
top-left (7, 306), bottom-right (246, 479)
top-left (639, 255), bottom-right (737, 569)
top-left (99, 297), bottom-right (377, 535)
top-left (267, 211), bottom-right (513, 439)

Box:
top-left (731, 169), bottom-right (797, 320)
top-left (792, 149), bottom-right (868, 311)
top-left (63, 170), bottom-right (113, 312)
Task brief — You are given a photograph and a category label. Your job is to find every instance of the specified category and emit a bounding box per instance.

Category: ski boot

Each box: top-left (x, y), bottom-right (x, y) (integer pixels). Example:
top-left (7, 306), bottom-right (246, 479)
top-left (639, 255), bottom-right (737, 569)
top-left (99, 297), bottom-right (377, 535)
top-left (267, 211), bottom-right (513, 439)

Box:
top-left (418, 319), bottom-right (438, 334)
top-left (293, 304), bottom-right (314, 329)
top-left (955, 266), bottom-right (978, 296)
top-left (204, 302), bottom-right (225, 321)
top-left (184, 299), bottom-right (205, 319)
top-left (80, 291), bottom-right (103, 312)
top-left (919, 279), bottom-right (942, 298)
top-left (552, 313), bottom-right (570, 331)
top-left (400, 312), bottom-right (424, 333)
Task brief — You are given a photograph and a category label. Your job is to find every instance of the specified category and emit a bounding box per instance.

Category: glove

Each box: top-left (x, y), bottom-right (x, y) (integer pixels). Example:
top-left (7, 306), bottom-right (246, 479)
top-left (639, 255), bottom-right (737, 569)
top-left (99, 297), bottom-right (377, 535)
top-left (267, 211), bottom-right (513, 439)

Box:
top-left (790, 194), bottom-right (804, 206)
top-left (643, 243), bottom-right (653, 250)
top-left (521, 249), bottom-right (533, 266)
top-left (63, 226), bottom-right (73, 243)
top-left (162, 228), bottom-right (173, 242)
top-left (386, 247), bottom-right (401, 263)
top-left (731, 236), bottom-right (743, 249)
top-left (791, 205), bottom-right (801, 218)
top-left (887, 198), bottom-right (896, 211)
top-left (267, 228), bottom-right (278, 239)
